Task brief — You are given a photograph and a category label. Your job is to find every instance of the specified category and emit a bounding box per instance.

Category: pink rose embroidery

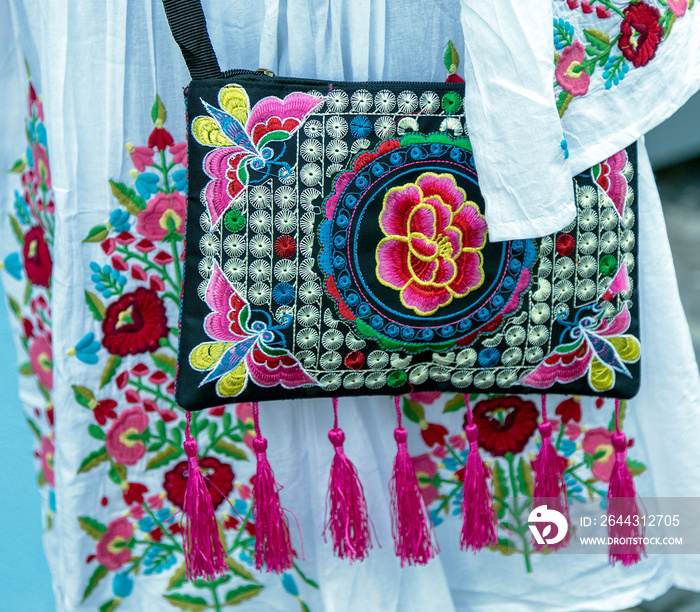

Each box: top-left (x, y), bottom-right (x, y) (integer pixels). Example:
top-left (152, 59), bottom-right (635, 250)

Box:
top-left (96, 517), bottom-right (133, 570)
top-left (582, 427), bottom-right (615, 482)
top-left (667, 0), bottom-right (687, 16)
top-left (136, 191), bottom-right (187, 241)
top-left (376, 172), bottom-right (488, 316)
top-left (105, 407), bottom-right (148, 465)
top-left (29, 334), bottom-right (53, 390)
top-left (40, 436), bottom-right (55, 487)
top-left (555, 42), bottom-right (590, 97)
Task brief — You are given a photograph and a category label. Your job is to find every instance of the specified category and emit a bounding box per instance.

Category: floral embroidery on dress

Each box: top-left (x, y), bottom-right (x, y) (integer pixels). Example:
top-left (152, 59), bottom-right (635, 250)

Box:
top-left (71, 96), bottom-right (318, 610)
top-left (403, 392), bottom-right (647, 572)
top-left (3, 71), bottom-right (56, 529)
top-left (553, 0), bottom-right (694, 115)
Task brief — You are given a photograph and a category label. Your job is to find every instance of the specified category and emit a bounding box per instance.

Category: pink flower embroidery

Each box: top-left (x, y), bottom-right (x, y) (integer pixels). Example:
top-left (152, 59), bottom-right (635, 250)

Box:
top-left (582, 427), bottom-right (615, 482)
top-left (96, 517), bottom-right (133, 570)
top-left (29, 334), bottom-right (53, 390)
top-left (412, 454), bottom-right (439, 506)
top-left (667, 0), bottom-right (687, 17)
top-left (135, 191), bottom-right (187, 241)
top-left (40, 436), bottom-right (55, 487)
top-left (105, 407), bottom-right (148, 465)
top-left (125, 143), bottom-right (154, 172)
top-left (555, 42), bottom-right (590, 97)
top-left (376, 172), bottom-right (488, 316)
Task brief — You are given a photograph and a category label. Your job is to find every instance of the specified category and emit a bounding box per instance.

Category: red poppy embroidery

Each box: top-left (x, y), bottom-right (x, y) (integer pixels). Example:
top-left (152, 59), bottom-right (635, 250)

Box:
top-left (101, 288), bottom-right (168, 356)
top-left (468, 396), bottom-right (539, 456)
top-left (163, 456), bottom-right (235, 510)
top-left (23, 226), bottom-right (52, 287)
top-left (618, 2), bottom-right (663, 68)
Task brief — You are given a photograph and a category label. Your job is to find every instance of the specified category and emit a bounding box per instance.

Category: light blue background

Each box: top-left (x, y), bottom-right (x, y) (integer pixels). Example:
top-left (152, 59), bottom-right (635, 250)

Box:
top-left (0, 282), bottom-right (54, 610)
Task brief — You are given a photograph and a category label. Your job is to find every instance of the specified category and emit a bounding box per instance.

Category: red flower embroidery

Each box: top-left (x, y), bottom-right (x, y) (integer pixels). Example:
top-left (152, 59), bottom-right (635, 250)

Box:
top-left (468, 396), bottom-right (539, 457)
top-left (148, 127), bottom-right (174, 151)
top-left (163, 456), bottom-right (235, 510)
top-left (105, 407), bottom-right (148, 465)
top-left (23, 226), bottom-right (52, 287)
top-left (93, 398), bottom-right (118, 425)
top-left (420, 422), bottom-right (449, 447)
top-left (101, 288), bottom-right (168, 356)
top-left (582, 427), bottom-right (616, 482)
top-left (618, 2), bottom-right (663, 68)
top-left (555, 397), bottom-right (582, 423)
top-left (344, 350), bottom-right (365, 370)
top-left (122, 482), bottom-right (148, 505)
top-left (96, 517), bottom-right (133, 571)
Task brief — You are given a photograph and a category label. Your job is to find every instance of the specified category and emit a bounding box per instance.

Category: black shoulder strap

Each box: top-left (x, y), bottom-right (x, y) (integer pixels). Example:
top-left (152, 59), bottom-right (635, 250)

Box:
top-left (161, 0), bottom-right (221, 80)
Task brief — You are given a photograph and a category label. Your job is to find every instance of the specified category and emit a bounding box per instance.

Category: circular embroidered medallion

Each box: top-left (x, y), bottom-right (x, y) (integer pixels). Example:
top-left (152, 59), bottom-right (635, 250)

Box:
top-left (320, 134), bottom-right (537, 351)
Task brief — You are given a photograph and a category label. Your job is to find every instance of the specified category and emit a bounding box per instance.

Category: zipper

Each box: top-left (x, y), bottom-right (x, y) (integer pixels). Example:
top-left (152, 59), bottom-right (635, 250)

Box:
top-left (217, 68), bottom-right (461, 89)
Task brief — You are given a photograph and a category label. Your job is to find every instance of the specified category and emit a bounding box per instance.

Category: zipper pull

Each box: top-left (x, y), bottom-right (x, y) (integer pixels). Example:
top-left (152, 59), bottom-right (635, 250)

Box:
top-left (256, 68), bottom-right (276, 77)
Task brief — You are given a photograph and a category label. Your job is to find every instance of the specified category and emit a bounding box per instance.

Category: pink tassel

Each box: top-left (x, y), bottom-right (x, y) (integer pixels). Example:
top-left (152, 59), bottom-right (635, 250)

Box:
top-left (532, 395), bottom-right (570, 550)
top-left (607, 399), bottom-right (646, 566)
top-left (389, 396), bottom-right (438, 566)
top-left (324, 398), bottom-right (373, 562)
top-left (461, 396), bottom-right (497, 551)
top-left (182, 412), bottom-right (227, 581)
top-left (251, 402), bottom-right (294, 573)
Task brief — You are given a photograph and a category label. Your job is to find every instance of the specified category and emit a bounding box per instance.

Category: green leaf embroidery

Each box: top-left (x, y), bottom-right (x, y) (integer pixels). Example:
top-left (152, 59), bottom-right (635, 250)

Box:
top-left (73, 384), bottom-right (96, 408)
top-left (146, 445), bottom-right (183, 470)
top-left (151, 352), bottom-right (177, 377)
top-left (9, 158), bottom-right (26, 173)
top-left (83, 224), bottom-right (109, 243)
top-left (25, 417), bottom-right (42, 440)
top-left (627, 458), bottom-right (647, 476)
top-left (223, 585), bottom-right (264, 606)
top-left (88, 424), bottom-right (107, 441)
top-left (162, 594), bottom-right (209, 611)
top-left (213, 439), bottom-right (248, 460)
top-left (491, 461), bottom-right (508, 519)
top-left (443, 40), bottom-right (460, 74)
top-left (9, 215), bottom-right (24, 244)
top-left (85, 290), bottom-right (106, 321)
top-left (7, 296), bottom-right (22, 319)
top-left (108, 461), bottom-right (127, 485)
top-left (583, 28), bottom-right (610, 50)
top-left (516, 456), bottom-right (535, 497)
top-left (109, 179), bottom-right (146, 215)
top-left (165, 562), bottom-right (188, 591)
top-left (99, 599), bottom-right (120, 612)
top-left (443, 394), bottom-right (465, 413)
top-left (151, 94), bottom-right (167, 125)
top-left (293, 563), bottom-right (319, 589)
top-left (402, 398), bottom-right (425, 424)
top-left (100, 355), bottom-right (122, 388)
top-left (78, 447), bottom-right (110, 474)
top-left (78, 516), bottom-right (108, 540)
top-left (82, 564), bottom-right (108, 602)
top-left (225, 557), bottom-right (258, 583)
top-left (19, 362), bottom-right (33, 376)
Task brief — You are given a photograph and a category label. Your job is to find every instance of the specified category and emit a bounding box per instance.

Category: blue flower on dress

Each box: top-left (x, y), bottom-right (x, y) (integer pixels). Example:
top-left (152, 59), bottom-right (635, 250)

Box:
top-left (3, 252), bottom-right (23, 280)
top-left (478, 347), bottom-right (500, 368)
top-left (282, 574), bottom-right (299, 596)
top-left (69, 332), bottom-right (101, 364)
top-left (109, 209), bottom-right (131, 233)
top-left (171, 169), bottom-right (187, 192)
top-left (112, 573), bottom-right (133, 598)
top-left (135, 172), bottom-right (160, 198)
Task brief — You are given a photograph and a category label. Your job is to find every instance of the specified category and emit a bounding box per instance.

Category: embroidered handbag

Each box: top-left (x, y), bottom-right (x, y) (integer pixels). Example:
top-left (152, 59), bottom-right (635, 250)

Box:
top-left (165, 12), bottom-right (641, 411)
top-left (161, 0), bottom-right (645, 579)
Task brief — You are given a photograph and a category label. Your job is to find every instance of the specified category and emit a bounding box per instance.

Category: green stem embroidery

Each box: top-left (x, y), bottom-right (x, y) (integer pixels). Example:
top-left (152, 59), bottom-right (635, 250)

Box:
top-left (506, 453), bottom-right (532, 572)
